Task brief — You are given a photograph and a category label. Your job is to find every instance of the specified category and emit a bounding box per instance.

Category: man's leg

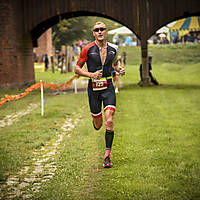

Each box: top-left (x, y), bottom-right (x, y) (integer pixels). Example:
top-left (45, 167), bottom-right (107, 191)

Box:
top-left (93, 115), bottom-right (103, 130)
top-left (101, 82), bottom-right (116, 168)
top-left (88, 87), bottom-right (103, 130)
top-left (104, 109), bottom-right (115, 131)
top-left (103, 109), bottom-right (115, 168)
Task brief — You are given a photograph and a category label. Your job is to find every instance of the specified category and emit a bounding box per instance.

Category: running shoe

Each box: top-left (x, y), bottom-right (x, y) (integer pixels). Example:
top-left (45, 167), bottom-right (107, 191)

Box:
top-left (103, 156), bottom-right (113, 168)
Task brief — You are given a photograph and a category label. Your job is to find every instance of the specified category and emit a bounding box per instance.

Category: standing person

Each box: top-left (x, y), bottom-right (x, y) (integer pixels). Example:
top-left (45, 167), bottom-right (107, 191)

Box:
top-left (74, 22), bottom-right (125, 168)
top-left (122, 51), bottom-right (127, 66)
top-left (43, 53), bottom-right (49, 72)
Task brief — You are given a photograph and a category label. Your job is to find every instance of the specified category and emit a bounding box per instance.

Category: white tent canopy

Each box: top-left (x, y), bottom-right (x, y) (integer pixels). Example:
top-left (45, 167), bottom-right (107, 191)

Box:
top-left (156, 26), bottom-right (169, 34)
top-left (156, 21), bottom-right (176, 34)
top-left (108, 26), bottom-right (133, 35)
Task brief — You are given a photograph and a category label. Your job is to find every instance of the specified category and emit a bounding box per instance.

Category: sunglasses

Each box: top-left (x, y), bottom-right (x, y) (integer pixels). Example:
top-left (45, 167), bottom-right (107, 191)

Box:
top-left (93, 27), bottom-right (107, 32)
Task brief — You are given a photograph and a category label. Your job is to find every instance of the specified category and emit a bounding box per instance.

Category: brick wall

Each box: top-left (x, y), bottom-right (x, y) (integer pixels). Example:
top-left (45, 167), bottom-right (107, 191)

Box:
top-left (34, 28), bottom-right (53, 63)
top-left (0, 1), bottom-right (35, 89)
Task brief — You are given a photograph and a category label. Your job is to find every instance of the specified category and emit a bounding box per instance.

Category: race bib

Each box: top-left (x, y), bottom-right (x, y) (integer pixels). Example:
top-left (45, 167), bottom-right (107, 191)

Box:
top-left (92, 79), bottom-right (107, 91)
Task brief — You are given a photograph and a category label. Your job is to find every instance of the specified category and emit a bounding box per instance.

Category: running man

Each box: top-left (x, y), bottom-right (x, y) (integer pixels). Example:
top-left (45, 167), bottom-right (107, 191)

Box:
top-left (74, 22), bottom-right (125, 168)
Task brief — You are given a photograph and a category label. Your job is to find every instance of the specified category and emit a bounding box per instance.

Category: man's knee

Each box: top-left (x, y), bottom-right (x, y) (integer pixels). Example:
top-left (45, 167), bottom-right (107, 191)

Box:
top-left (95, 121), bottom-right (103, 130)
top-left (106, 117), bottom-right (113, 128)
top-left (104, 109), bottom-right (115, 129)
top-left (93, 118), bottom-right (103, 130)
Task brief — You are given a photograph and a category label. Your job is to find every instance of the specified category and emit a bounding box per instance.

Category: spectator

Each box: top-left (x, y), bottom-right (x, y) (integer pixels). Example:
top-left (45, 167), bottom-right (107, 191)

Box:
top-left (42, 53), bottom-right (49, 72)
top-left (122, 51), bottom-right (127, 66)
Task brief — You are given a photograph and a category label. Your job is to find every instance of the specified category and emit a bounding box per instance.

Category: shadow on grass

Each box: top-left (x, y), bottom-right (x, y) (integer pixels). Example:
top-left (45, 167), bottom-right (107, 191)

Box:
top-left (122, 83), bottom-right (200, 90)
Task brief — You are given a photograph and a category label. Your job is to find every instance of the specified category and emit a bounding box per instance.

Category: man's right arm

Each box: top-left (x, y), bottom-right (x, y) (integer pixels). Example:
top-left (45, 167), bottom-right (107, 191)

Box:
top-left (74, 65), bottom-right (103, 79)
top-left (74, 47), bottom-right (103, 79)
top-left (74, 47), bottom-right (92, 78)
top-left (74, 65), bottom-right (92, 78)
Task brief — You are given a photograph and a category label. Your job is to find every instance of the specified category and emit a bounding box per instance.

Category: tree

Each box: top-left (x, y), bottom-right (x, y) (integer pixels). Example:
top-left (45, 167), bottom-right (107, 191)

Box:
top-left (52, 17), bottom-right (91, 49)
top-left (52, 16), bottom-right (122, 50)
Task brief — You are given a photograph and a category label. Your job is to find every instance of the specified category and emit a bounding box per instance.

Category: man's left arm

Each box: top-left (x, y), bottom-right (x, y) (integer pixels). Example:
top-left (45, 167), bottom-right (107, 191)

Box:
top-left (113, 59), bottom-right (125, 76)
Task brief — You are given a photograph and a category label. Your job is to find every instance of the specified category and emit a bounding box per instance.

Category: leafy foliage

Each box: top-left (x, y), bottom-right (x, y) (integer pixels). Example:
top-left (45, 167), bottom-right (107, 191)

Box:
top-left (52, 17), bottom-right (90, 49)
top-left (52, 16), bottom-right (121, 50)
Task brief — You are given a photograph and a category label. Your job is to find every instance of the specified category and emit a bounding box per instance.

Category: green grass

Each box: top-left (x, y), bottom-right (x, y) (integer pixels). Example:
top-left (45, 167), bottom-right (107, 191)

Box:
top-left (100, 86), bottom-right (200, 199)
top-left (0, 44), bottom-right (200, 199)
top-left (0, 93), bottom-right (86, 180)
top-left (119, 43), bottom-right (200, 65)
top-left (35, 70), bottom-right (75, 84)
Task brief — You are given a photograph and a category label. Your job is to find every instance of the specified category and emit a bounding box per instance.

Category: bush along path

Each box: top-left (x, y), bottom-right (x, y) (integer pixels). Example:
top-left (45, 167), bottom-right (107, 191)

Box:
top-left (0, 116), bottom-right (80, 199)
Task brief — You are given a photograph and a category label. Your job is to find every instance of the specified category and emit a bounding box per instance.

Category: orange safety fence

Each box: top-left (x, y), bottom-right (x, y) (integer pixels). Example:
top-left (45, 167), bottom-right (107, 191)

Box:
top-left (0, 74), bottom-right (80, 106)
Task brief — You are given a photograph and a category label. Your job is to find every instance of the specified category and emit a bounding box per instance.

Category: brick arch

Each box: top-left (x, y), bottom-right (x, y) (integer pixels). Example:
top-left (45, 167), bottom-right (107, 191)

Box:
top-left (24, 0), bottom-right (200, 41)
top-left (1, 0), bottom-right (200, 88)
top-left (31, 11), bottom-right (138, 47)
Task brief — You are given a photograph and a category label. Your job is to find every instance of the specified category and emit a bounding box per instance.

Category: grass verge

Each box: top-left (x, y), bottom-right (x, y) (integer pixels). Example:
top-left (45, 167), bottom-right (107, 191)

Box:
top-left (0, 44), bottom-right (200, 199)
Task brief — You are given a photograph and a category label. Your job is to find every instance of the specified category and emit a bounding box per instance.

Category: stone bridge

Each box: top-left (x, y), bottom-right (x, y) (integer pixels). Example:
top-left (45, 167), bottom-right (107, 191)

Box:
top-left (0, 0), bottom-right (200, 88)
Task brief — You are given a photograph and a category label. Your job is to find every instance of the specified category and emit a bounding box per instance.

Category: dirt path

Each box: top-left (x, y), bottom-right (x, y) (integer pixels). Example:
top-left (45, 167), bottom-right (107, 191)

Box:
top-left (0, 117), bottom-right (79, 200)
top-left (0, 103), bottom-right (39, 128)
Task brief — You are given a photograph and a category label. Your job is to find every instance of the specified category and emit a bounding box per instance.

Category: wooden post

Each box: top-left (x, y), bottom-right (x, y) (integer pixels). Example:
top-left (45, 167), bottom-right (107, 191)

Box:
top-left (64, 46), bottom-right (68, 73)
top-left (40, 80), bottom-right (44, 116)
top-left (51, 55), bottom-right (55, 73)
top-left (60, 55), bottom-right (64, 74)
top-left (67, 46), bottom-right (73, 72)
top-left (61, 45), bottom-right (67, 73)
top-left (65, 45), bottom-right (73, 72)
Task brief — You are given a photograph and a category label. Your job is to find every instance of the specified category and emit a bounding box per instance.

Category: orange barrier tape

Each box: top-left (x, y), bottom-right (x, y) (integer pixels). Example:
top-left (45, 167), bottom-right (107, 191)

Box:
top-left (0, 74), bottom-right (80, 106)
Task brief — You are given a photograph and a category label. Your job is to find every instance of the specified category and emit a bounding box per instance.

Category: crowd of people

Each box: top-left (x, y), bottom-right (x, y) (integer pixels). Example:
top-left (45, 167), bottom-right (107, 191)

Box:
top-left (112, 33), bottom-right (137, 46)
top-left (151, 31), bottom-right (200, 45)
